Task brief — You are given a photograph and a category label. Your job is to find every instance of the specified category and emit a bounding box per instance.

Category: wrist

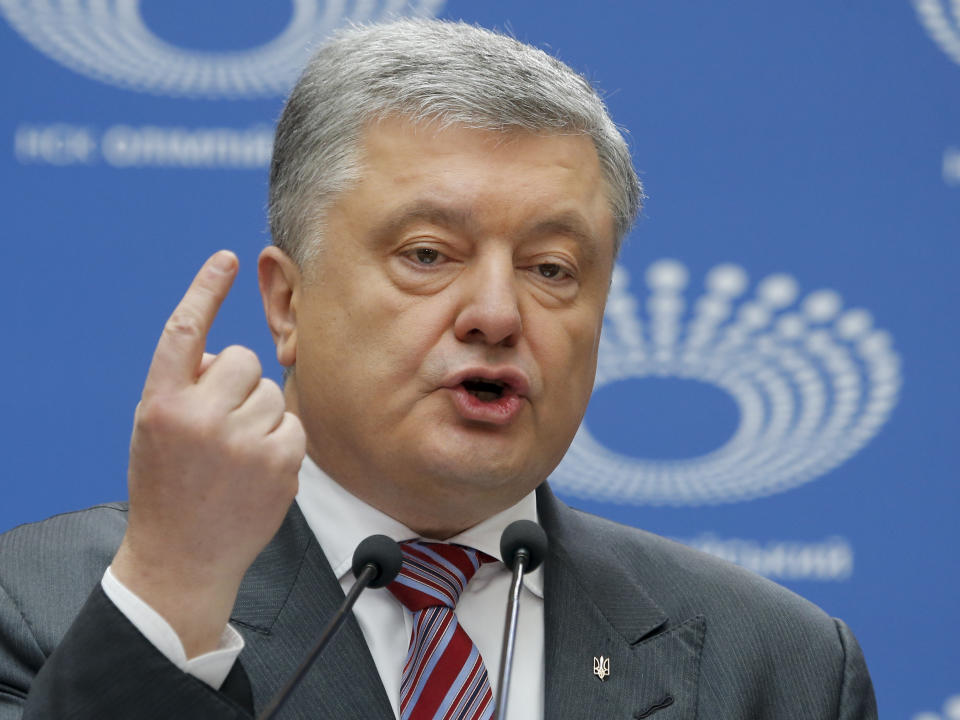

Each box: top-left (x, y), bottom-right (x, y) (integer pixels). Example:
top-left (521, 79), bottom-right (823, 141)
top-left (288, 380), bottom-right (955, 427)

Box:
top-left (111, 540), bottom-right (244, 658)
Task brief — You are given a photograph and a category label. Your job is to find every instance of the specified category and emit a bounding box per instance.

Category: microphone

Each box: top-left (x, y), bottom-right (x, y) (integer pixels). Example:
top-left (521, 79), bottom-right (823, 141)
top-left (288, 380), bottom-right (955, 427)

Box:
top-left (494, 520), bottom-right (547, 720)
top-left (257, 535), bottom-right (402, 720)
top-left (351, 534), bottom-right (404, 589)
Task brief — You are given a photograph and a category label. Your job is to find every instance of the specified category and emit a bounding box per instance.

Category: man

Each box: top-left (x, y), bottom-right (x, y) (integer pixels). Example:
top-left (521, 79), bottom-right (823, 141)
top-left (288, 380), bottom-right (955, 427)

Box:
top-left (0, 19), bottom-right (877, 719)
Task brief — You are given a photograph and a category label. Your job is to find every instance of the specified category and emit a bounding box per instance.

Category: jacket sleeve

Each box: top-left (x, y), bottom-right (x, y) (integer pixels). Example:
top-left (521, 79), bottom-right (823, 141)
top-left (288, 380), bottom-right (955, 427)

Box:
top-left (0, 582), bottom-right (253, 720)
top-left (834, 618), bottom-right (878, 720)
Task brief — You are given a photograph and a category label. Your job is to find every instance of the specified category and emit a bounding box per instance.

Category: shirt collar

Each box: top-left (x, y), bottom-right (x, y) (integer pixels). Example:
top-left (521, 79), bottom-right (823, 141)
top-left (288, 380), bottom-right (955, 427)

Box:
top-left (295, 454), bottom-right (544, 599)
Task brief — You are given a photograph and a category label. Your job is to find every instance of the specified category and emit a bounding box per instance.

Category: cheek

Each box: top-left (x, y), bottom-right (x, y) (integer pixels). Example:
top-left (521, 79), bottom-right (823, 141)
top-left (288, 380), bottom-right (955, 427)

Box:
top-left (309, 287), bottom-right (455, 388)
top-left (542, 318), bottom-right (601, 407)
top-left (532, 340), bottom-right (577, 391)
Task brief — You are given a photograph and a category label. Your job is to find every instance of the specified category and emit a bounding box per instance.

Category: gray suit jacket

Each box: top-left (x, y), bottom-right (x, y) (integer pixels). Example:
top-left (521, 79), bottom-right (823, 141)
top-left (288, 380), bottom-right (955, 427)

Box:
top-left (0, 485), bottom-right (876, 719)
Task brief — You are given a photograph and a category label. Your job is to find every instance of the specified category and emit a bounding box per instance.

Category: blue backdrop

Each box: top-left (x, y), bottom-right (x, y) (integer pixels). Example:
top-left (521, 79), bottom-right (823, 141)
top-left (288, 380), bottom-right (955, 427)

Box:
top-left (1, 2), bottom-right (957, 717)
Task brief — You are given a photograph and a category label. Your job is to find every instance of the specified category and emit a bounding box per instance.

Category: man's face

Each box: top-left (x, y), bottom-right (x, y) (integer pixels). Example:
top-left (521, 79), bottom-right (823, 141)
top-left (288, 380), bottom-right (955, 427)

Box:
top-left (283, 117), bottom-right (615, 533)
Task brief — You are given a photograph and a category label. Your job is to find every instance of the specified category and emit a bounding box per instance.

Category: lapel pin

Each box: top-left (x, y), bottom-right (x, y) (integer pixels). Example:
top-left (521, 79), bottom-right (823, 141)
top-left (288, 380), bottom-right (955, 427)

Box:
top-left (593, 655), bottom-right (610, 681)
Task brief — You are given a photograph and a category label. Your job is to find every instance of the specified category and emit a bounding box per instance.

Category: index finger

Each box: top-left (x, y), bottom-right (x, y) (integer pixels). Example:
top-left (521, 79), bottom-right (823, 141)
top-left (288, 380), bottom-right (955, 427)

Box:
top-left (145, 251), bottom-right (238, 391)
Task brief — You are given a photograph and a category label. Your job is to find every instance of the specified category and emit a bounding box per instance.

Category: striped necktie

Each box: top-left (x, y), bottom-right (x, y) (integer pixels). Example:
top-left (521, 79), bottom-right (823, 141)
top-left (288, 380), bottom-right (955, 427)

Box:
top-left (387, 541), bottom-right (496, 720)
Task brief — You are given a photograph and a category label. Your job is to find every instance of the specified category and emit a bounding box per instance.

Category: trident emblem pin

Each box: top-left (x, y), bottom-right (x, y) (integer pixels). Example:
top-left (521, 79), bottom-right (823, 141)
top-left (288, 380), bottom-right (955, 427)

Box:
top-left (593, 655), bottom-right (610, 681)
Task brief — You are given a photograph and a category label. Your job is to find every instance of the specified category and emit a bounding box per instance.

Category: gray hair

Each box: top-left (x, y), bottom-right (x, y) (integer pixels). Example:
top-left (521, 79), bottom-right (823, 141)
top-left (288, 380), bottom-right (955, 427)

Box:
top-left (269, 19), bottom-right (642, 265)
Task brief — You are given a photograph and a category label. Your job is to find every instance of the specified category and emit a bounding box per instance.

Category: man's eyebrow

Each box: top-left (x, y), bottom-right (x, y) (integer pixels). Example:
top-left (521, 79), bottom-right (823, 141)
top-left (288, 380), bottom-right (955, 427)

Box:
top-left (523, 213), bottom-right (596, 244)
top-left (372, 202), bottom-right (605, 262)
top-left (521, 212), bottom-right (604, 263)
top-left (372, 201), bottom-right (476, 241)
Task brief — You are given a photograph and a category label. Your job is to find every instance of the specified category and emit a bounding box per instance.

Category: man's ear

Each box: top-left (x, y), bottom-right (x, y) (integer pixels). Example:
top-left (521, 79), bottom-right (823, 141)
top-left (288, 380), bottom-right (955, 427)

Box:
top-left (258, 246), bottom-right (300, 368)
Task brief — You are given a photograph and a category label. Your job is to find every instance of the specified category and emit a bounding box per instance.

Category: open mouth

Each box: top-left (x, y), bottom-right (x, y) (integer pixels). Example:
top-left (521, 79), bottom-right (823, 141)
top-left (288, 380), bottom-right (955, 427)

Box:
top-left (462, 378), bottom-right (508, 402)
top-left (447, 369), bottom-right (527, 424)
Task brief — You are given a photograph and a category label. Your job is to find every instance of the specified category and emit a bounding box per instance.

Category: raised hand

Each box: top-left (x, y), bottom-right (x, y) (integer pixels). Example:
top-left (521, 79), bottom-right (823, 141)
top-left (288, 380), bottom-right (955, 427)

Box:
top-left (111, 250), bottom-right (306, 657)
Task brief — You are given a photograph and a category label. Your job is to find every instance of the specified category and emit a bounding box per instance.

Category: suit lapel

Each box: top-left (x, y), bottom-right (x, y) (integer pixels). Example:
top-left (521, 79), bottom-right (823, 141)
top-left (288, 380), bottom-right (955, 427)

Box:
top-left (538, 485), bottom-right (704, 719)
top-left (229, 502), bottom-right (394, 720)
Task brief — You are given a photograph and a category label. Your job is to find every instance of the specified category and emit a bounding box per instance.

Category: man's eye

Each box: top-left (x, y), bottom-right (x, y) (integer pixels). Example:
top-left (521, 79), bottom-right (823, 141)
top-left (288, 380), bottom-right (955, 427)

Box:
top-left (413, 248), bottom-right (440, 264)
top-left (537, 263), bottom-right (566, 279)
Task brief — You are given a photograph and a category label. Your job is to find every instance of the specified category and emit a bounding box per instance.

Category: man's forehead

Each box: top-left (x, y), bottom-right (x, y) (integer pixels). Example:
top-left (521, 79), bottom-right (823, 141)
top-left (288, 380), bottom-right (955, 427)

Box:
top-left (341, 116), bottom-right (617, 249)
top-left (358, 114), bottom-right (595, 161)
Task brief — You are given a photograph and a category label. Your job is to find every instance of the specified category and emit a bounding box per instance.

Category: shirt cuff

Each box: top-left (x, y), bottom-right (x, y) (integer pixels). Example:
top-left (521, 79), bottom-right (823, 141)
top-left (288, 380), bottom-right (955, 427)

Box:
top-left (101, 565), bottom-right (244, 689)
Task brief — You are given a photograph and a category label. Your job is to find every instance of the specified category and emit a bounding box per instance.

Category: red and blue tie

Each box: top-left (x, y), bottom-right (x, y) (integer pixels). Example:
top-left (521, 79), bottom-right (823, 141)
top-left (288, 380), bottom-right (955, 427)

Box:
top-left (387, 541), bottom-right (496, 720)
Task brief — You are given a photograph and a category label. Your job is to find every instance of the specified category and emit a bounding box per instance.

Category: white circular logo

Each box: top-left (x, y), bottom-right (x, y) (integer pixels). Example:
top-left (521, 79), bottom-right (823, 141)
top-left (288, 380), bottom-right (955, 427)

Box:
top-left (550, 259), bottom-right (902, 506)
top-left (913, 0), bottom-right (960, 67)
top-left (0, 0), bottom-right (446, 98)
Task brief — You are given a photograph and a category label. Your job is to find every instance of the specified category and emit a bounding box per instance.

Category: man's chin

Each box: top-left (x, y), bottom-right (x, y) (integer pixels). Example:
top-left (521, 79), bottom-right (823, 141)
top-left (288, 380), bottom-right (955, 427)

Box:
top-left (413, 449), bottom-right (541, 495)
top-left (410, 415), bottom-right (567, 492)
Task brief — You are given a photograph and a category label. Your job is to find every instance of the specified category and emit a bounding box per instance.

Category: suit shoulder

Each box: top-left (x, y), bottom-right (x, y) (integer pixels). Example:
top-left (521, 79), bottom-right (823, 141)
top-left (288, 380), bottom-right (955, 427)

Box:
top-left (1, 502), bottom-right (128, 559)
top-left (560, 505), bottom-right (838, 633)
top-left (0, 503), bottom-right (129, 651)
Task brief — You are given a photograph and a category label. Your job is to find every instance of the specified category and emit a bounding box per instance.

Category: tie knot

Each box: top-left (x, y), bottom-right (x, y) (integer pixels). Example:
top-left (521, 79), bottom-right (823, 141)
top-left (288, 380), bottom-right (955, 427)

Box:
top-left (387, 541), bottom-right (493, 612)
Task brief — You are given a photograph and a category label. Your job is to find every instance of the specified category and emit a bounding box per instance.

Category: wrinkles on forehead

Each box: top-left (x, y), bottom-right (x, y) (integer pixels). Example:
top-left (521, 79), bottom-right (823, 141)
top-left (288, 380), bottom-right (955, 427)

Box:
top-left (300, 118), bottom-right (616, 281)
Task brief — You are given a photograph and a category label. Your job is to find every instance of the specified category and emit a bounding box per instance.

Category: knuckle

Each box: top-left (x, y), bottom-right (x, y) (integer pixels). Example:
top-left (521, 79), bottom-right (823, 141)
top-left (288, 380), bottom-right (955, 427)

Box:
top-left (261, 379), bottom-right (286, 414)
top-left (135, 394), bottom-right (222, 444)
top-left (163, 311), bottom-right (204, 340)
top-left (259, 377), bottom-right (282, 397)
top-left (222, 345), bottom-right (262, 376)
top-left (265, 429), bottom-right (305, 473)
top-left (135, 395), bottom-right (179, 432)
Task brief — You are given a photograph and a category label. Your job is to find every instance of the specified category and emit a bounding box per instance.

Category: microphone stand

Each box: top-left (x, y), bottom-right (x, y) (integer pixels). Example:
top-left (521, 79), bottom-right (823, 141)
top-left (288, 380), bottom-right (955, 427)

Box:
top-left (257, 534), bottom-right (401, 720)
top-left (257, 563), bottom-right (378, 720)
top-left (494, 520), bottom-right (547, 720)
top-left (494, 548), bottom-right (529, 720)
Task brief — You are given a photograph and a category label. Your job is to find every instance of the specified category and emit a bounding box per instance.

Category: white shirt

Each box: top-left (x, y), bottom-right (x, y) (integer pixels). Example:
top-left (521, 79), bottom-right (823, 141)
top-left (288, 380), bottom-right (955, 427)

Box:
top-left (102, 455), bottom-right (545, 719)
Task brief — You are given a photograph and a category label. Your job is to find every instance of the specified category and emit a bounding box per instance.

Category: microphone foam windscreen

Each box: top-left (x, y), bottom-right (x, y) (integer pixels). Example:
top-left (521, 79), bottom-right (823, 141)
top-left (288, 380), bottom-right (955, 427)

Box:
top-left (499, 520), bottom-right (548, 572)
top-left (352, 534), bottom-right (403, 588)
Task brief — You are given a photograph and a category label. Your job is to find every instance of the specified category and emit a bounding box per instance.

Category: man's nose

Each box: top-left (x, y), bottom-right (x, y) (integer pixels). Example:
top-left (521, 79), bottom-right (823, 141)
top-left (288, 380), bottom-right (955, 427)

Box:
top-left (453, 257), bottom-right (522, 347)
